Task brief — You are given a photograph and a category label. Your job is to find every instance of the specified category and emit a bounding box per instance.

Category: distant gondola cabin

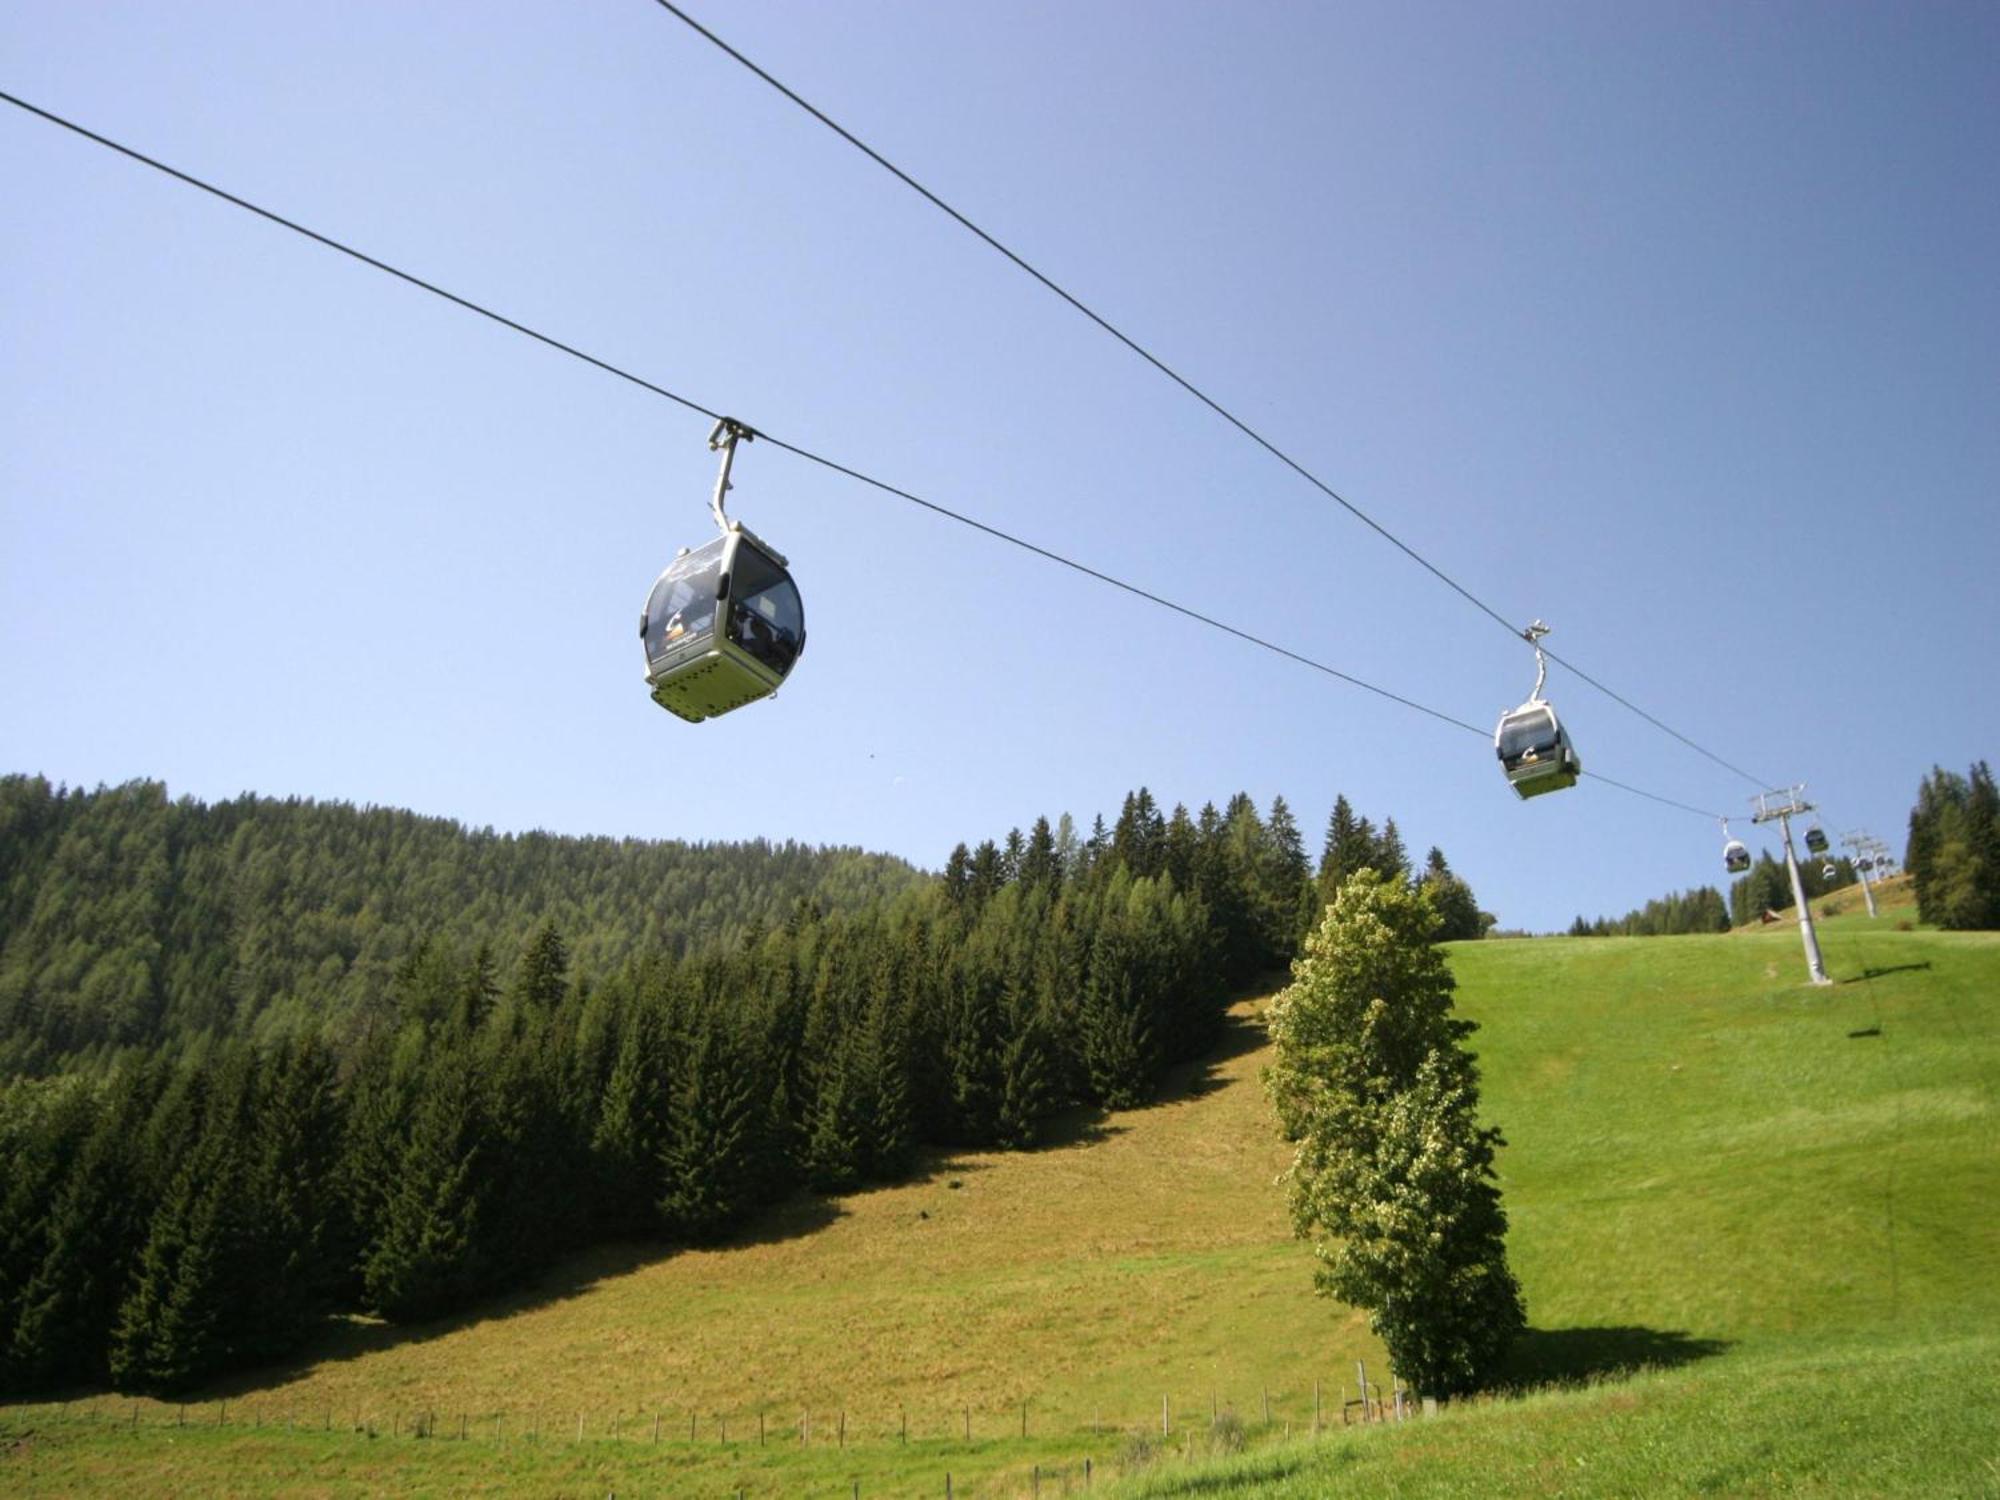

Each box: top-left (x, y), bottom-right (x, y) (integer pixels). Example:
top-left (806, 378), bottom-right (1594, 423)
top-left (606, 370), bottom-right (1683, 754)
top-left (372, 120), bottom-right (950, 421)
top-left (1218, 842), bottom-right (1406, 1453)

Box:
top-left (1494, 701), bottom-right (1581, 799)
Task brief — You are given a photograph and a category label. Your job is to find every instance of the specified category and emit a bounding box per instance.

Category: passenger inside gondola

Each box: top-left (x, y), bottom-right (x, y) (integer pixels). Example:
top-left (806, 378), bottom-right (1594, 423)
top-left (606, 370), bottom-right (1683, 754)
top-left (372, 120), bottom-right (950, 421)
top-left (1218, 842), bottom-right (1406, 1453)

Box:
top-left (1497, 706), bottom-right (1560, 769)
top-left (727, 544), bottom-right (803, 674)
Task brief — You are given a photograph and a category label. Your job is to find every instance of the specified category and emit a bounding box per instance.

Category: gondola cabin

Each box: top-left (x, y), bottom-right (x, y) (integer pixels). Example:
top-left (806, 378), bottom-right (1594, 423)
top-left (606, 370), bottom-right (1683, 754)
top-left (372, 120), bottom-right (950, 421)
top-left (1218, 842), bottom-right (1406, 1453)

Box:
top-left (1724, 838), bottom-right (1751, 874)
top-left (641, 525), bottom-right (805, 723)
top-left (1804, 826), bottom-right (1829, 855)
top-left (1494, 700), bottom-right (1581, 799)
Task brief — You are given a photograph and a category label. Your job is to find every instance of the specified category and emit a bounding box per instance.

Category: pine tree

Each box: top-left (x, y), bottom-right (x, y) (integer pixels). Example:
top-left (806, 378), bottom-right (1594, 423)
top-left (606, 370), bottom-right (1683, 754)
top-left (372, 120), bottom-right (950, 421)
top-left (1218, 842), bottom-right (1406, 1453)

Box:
top-left (1907, 763), bottom-right (2000, 930)
top-left (1078, 893), bottom-right (1156, 1109)
top-left (995, 981), bottom-right (1054, 1150)
top-left (942, 843), bottom-right (974, 909)
top-left (453, 942), bottom-right (499, 1035)
top-left (1374, 817), bottom-right (1410, 884)
top-left (592, 996), bottom-right (671, 1233)
top-left (361, 1047), bottom-right (486, 1322)
top-left (1111, 789), bottom-right (1167, 879)
top-left (109, 1122), bottom-right (245, 1392)
top-left (658, 1012), bottom-right (763, 1241)
top-left (510, 921), bottom-right (571, 1012)
top-left (1001, 828), bottom-right (1026, 887)
top-left (0, 1079), bottom-right (98, 1392)
top-left (5, 1061), bottom-right (162, 1389)
top-left (1018, 817), bottom-right (1060, 893)
top-left (966, 841), bottom-right (1006, 912)
top-left (237, 1035), bottom-right (346, 1359)
top-left (1321, 796), bottom-right (1374, 906)
top-left (856, 979), bottom-right (915, 1179)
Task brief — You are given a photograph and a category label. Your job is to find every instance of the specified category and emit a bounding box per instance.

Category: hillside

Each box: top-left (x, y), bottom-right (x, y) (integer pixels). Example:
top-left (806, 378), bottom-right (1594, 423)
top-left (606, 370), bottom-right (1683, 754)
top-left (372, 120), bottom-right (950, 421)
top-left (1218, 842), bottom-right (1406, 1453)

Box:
top-left (6, 917), bottom-right (1995, 1495)
top-left (0, 775), bottom-right (926, 1065)
top-left (1733, 869), bottom-right (1918, 930)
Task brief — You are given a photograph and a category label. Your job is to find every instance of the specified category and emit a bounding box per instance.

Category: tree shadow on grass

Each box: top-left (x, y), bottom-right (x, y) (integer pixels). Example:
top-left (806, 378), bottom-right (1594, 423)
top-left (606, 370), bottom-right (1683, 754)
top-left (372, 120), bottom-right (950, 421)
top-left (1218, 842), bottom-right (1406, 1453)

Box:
top-left (203, 1196), bottom-right (846, 1399)
top-left (1161, 1009), bottom-right (1270, 1104)
top-left (1003, 1004), bottom-right (1269, 1152)
top-left (1497, 1326), bottom-right (1731, 1390)
top-left (1841, 962), bottom-right (1932, 985)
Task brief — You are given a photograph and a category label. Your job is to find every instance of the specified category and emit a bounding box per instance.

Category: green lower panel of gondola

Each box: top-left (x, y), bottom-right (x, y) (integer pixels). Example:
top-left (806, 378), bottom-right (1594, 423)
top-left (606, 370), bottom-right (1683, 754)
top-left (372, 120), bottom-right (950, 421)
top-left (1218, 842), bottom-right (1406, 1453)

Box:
top-left (647, 647), bottom-right (779, 723)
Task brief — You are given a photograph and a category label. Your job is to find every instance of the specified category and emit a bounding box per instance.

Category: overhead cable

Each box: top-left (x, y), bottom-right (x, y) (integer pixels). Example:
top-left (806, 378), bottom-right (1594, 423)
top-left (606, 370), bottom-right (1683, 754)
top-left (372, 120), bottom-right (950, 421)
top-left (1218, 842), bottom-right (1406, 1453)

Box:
top-left (646, 1), bottom-right (1776, 793)
top-left (0, 88), bottom-right (1725, 821)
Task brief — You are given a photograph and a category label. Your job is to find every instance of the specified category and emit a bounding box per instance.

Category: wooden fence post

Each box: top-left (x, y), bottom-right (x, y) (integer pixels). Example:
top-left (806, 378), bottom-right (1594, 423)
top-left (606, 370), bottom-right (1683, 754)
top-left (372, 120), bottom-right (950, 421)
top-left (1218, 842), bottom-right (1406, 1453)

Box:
top-left (1161, 1394), bottom-right (1169, 1437)
top-left (1313, 1379), bottom-right (1320, 1433)
top-left (652, 1412), bottom-right (660, 1444)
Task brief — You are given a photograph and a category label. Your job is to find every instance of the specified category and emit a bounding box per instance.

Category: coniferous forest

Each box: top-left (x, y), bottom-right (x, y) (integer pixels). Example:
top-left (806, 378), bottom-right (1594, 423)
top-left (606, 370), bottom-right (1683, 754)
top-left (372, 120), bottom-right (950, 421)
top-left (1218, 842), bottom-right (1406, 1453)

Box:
top-left (0, 775), bottom-right (1482, 1397)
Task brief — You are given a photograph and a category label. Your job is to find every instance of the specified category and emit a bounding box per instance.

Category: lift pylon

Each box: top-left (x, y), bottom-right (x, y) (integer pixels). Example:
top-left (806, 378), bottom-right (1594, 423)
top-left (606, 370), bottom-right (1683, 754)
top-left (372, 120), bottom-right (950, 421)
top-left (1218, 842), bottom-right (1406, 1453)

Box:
top-left (1751, 786), bottom-right (1831, 986)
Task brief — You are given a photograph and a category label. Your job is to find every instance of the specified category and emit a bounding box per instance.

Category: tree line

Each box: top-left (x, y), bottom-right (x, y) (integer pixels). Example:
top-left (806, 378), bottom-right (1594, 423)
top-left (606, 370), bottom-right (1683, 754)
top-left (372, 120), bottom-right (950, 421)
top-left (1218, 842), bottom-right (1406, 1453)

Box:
top-left (0, 775), bottom-right (925, 1072)
top-left (1566, 851), bottom-right (1859, 937)
top-left (0, 776), bottom-right (1486, 1397)
top-left (1906, 761), bottom-right (2000, 930)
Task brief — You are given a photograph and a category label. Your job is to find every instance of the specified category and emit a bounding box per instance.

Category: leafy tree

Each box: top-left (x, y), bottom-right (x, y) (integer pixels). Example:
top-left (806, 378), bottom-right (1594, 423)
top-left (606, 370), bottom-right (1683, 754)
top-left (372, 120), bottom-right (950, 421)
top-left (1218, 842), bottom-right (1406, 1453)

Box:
top-left (1266, 872), bottom-right (1524, 1397)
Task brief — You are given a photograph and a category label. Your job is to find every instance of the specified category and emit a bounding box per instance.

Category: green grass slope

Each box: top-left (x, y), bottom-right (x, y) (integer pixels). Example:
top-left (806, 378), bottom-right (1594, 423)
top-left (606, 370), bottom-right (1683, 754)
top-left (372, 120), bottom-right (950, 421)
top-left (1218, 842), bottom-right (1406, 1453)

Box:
top-left (5, 921), bottom-right (1996, 1497)
top-left (1120, 921), bottom-right (2000, 1497)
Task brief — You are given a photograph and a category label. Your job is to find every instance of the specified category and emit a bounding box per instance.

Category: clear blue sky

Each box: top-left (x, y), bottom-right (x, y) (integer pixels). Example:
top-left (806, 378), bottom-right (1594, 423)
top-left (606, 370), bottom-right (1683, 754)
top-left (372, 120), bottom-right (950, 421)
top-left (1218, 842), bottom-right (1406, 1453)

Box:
top-left (4, 1), bottom-right (1995, 932)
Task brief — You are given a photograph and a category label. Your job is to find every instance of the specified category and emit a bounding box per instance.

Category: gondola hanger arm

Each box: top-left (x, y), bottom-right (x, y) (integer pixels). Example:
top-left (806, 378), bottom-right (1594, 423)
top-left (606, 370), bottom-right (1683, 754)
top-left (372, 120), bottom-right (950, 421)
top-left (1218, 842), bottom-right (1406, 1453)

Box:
top-left (707, 417), bottom-right (758, 532)
top-left (1521, 619), bottom-right (1551, 701)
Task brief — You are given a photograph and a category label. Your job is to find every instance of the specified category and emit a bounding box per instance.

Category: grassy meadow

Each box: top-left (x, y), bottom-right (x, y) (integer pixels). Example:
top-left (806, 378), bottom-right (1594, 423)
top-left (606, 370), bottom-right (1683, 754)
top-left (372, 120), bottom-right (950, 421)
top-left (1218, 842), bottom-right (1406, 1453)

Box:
top-left (5, 914), bottom-right (1996, 1496)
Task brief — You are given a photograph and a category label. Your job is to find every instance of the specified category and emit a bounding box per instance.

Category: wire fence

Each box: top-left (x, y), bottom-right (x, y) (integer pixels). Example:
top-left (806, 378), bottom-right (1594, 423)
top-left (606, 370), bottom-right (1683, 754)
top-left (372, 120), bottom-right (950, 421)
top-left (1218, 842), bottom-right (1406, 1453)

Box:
top-left (17, 1365), bottom-right (1439, 1452)
top-left (12, 1379), bottom-right (1452, 1500)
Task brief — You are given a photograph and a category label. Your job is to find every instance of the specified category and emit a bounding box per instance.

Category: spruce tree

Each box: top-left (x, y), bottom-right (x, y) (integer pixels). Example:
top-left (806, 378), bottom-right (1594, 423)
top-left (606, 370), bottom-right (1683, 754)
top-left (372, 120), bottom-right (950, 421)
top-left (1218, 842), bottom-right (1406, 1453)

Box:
top-left (592, 996), bottom-right (671, 1233)
top-left (658, 1012), bottom-right (763, 1240)
top-left (1018, 817), bottom-right (1060, 893)
top-left (109, 1124), bottom-right (245, 1392)
top-left (1079, 893), bottom-right (1156, 1108)
top-left (361, 1047), bottom-right (486, 1322)
top-left (1375, 817), bottom-right (1410, 884)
